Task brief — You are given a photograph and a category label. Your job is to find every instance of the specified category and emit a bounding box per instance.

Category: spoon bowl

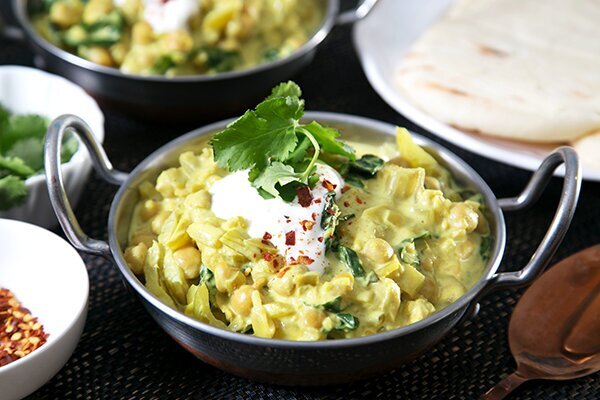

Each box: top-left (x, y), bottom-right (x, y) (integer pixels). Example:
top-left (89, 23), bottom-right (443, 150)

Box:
top-left (483, 245), bottom-right (600, 399)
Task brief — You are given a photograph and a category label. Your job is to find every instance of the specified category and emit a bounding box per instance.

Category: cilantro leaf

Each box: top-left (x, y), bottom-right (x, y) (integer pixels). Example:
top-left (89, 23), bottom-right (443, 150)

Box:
top-left (210, 81), bottom-right (357, 201)
top-left (302, 121), bottom-right (356, 160)
top-left (0, 114), bottom-right (48, 153)
top-left (211, 97), bottom-right (301, 172)
top-left (5, 138), bottom-right (44, 172)
top-left (268, 81), bottom-right (302, 100)
top-left (0, 155), bottom-right (35, 178)
top-left (252, 162), bottom-right (301, 197)
top-left (0, 175), bottom-right (27, 211)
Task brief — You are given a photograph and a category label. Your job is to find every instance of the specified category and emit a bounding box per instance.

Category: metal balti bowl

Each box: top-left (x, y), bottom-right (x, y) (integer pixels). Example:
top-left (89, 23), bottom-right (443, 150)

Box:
top-left (6, 0), bottom-right (379, 119)
top-left (44, 112), bottom-right (581, 385)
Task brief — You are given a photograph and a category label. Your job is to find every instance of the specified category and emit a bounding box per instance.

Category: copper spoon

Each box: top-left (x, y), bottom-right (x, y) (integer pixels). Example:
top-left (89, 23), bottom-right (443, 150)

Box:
top-left (483, 245), bottom-right (600, 399)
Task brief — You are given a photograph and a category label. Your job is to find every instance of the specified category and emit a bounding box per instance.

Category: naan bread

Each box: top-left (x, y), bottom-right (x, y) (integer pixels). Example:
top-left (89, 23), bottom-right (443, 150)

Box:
top-left (573, 131), bottom-right (600, 169)
top-left (396, 0), bottom-right (600, 143)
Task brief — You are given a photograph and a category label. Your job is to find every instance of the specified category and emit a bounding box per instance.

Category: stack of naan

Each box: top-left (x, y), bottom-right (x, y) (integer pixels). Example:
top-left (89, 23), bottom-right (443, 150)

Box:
top-left (396, 0), bottom-right (600, 168)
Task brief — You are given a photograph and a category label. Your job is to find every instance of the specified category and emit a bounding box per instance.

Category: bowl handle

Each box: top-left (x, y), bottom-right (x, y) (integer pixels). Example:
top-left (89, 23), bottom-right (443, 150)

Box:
top-left (489, 147), bottom-right (581, 291)
top-left (336, 0), bottom-right (380, 25)
top-left (461, 147), bottom-right (581, 323)
top-left (45, 115), bottom-right (128, 258)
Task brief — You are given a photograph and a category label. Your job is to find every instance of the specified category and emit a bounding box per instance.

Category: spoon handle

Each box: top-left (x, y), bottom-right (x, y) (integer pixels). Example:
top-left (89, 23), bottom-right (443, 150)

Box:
top-left (482, 371), bottom-right (529, 400)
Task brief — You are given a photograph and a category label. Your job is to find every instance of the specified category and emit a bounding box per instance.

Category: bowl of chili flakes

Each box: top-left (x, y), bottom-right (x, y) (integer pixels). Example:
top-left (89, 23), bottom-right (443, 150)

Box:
top-left (0, 218), bottom-right (88, 400)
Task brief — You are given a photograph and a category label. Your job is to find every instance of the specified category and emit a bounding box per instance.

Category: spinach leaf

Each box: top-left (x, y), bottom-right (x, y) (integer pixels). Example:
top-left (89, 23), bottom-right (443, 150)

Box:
top-left (338, 245), bottom-right (365, 277)
top-left (333, 313), bottom-right (359, 331)
top-left (479, 236), bottom-right (493, 261)
top-left (398, 231), bottom-right (431, 267)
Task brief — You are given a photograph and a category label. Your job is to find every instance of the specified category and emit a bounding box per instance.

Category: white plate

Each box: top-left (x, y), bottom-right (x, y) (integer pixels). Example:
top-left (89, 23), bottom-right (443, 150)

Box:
top-left (353, 0), bottom-right (600, 181)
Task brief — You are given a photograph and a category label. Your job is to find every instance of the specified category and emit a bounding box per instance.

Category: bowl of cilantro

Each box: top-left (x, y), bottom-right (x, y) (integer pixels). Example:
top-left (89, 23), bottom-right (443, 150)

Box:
top-left (0, 65), bottom-right (104, 228)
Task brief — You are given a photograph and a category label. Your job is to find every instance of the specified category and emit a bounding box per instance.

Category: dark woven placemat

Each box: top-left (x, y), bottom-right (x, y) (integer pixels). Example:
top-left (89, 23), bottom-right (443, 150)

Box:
top-left (2, 2), bottom-right (599, 399)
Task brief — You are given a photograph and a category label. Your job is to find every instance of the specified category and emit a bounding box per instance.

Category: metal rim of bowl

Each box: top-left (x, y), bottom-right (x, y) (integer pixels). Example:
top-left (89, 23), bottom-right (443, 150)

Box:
top-left (107, 111), bottom-right (507, 349)
top-left (12, 0), bottom-right (339, 83)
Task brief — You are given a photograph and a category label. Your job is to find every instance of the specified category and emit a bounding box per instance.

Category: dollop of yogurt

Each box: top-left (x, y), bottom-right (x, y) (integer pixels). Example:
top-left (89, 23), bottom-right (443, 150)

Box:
top-left (141, 0), bottom-right (200, 34)
top-left (209, 164), bottom-right (344, 274)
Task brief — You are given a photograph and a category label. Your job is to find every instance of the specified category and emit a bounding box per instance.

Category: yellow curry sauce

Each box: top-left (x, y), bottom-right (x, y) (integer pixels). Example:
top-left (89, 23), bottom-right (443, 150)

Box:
top-left (123, 128), bottom-right (492, 340)
top-left (33, 0), bottom-right (323, 76)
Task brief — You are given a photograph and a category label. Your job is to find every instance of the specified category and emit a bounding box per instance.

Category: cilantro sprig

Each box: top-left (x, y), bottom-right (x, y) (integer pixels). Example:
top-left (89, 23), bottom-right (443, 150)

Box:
top-left (0, 103), bottom-right (78, 211)
top-left (211, 82), bottom-right (356, 200)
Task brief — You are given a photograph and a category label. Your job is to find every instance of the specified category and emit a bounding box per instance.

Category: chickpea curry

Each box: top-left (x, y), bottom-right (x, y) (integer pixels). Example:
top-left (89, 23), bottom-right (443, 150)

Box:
top-left (32, 0), bottom-right (324, 76)
top-left (123, 82), bottom-right (493, 340)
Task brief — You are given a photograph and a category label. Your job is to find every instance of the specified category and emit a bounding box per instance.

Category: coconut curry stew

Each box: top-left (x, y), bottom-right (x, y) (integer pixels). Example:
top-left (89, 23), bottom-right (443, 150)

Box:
top-left (122, 83), bottom-right (493, 340)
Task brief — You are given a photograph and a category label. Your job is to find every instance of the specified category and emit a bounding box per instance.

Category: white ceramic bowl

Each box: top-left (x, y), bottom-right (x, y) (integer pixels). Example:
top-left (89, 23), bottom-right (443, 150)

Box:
top-left (0, 219), bottom-right (88, 400)
top-left (0, 65), bottom-right (104, 227)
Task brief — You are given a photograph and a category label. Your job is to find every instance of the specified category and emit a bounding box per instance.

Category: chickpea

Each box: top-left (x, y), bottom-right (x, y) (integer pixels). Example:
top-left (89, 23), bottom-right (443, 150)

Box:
top-left (49, 1), bottom-right (84, 29)
top-left (424, 176), bottom-right (441, 191)
top-left (124, 242), bottom-right (148, 275)
top-left (449, 203), bottom-right (479, 233)
top-left (132, 21), bottom-right (154, 45)
top-left (230, 285), bottom-right (253, 316)
top-left (214, 262), bottom-right (245, 293)
top-left (302, 307), bottom-right (325, 329)
top-left (83, 0), bottom-right (114, 25)
top-left (82, 46), bottom-right (114, 67)
top-left (139, 199), bottom-right (160, 221)
top-left (364, 238), bottom-right (394, 263)
top-left (173, 246), bottom-right (201, 279)
top-left (162, 31), bottom-right (194, 52)
top-left (110, 43), bottom-right (127, 66)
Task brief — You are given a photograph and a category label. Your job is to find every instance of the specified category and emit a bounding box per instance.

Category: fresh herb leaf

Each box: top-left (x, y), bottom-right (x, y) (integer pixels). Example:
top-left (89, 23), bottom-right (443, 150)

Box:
top-left (252, 162), bottom-right (302, 197)
top-left (211, 81), bottom-right (357, 200)
top-left (350, 154), bottom-right (384, 176)
top-left (263, 48), bottom-right (279, 62)
top-left (319, 296), bottom-right (342, 313)
top-left (398, 232), bottom-right (431, 267)
top-left (5, 138), bottom-right (44, 172)
top-left (0, 155), bottom-right (35, 178)
top-left (0, 175), bottom-right (27, 211)
top-left (333, 313), bottom-right (359, 331)
top-left (480, 236), bottom-right (493, 261)
top-left (343, 173), bottom-right (365, 188)
top-left (0, 114), bottom-right (47, 153)
top-left (338, 245), bottom-right (365, 277)
top-left (211, 88), bottom-right (302, 173)
top-left (302, 121), bottom-right (355, 160)
top-left (151, 55), bottom-right (176, 75)
top-left (201, 47), bottom-right (239, 72)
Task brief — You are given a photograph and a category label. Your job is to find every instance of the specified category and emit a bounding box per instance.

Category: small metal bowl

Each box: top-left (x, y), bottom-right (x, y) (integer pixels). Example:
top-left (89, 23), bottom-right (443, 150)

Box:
top-left (44, 112), bottom-right (580, 385)
top-left (6, 0), bottom-right (379, 119)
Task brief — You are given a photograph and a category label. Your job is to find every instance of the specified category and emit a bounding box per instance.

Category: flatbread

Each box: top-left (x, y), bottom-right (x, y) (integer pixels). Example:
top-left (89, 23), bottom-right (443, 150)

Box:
top-left (573, 131), bottom-right (600, 169)
top-left (396, 0), bottom-right (600, 143)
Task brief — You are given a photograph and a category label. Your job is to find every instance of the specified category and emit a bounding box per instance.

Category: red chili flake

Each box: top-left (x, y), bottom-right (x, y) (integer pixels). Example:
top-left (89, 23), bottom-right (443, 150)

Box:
top-left (262, 252), bottom-right (275, 262)
top-left (343, 201), bottom-right (350, 207)
top-left (326, 208), bottom-right (336, 215)
top-left (322, 179), bottom-right (336, 191)
top-left (296, 186), bottom-right (313, 207)
top-left (341, 185), bottom-right (351, 193)
top-left (296, 256), bottom-right (314, 265)
top-left (355, 196), bottom-right (364, 204)
top-left (301, 220), bottom-right (315, 231)
top-left (311, 212), bottom-right (317, 221)
top-left (273, 259), bottom-right (279, 268)
top-left (314, 198), bottom-right (322, 204)
top-left (317, 237), bottom-right (324, 243)
top-left (276, 266), bottom-right (290, 278)
top-left (262, 232), bottom-right (272, 240)
top-left (285, 231), bottom-right (296, 246)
